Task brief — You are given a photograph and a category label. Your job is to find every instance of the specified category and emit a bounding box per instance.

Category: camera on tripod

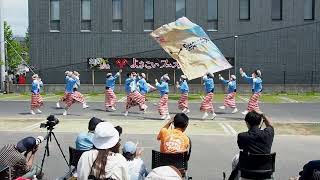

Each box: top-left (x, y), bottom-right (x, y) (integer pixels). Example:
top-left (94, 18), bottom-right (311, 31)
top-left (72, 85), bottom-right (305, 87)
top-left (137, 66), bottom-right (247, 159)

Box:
top-left (40, 115), bottom-right (59, 129)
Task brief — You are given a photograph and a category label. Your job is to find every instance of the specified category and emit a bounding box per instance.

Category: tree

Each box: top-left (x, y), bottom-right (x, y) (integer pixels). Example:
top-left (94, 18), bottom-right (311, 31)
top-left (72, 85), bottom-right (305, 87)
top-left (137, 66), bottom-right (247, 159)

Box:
top-left (4, 21), bottom-right (23, 69)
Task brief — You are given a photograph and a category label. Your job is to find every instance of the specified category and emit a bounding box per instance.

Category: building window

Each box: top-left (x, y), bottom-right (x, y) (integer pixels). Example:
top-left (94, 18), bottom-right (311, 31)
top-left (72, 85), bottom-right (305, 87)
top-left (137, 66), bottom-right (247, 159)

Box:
top-left (144, 0), bottom-right (154, 31)
top-left (208, 0), bottom-right (218, 31)
top-left (271, 0), bottom-right (282, 20)
top-left (81, 0), bottom-right (91, 31)
top-left (112, 0), bottom-right (122, 31)
top-left (304, 0), bottom-right (314, 20)
top-left (239, 0), bottom-right (250, 20)
top-left (50, 0), bottom-right (60, 31)
top-left (176, 0), bottom-right (186, 19)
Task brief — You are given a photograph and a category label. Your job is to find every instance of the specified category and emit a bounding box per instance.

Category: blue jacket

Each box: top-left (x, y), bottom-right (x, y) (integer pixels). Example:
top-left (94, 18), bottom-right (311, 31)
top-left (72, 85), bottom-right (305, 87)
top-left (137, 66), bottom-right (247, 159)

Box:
top-left (125, 78), bottom-right (133, 94)
top-left (242, 73), bottom-right (263, 93)
top-left (31, 80), bottom-right (43, 94)
top-left (203, 76), bottom-right (214, 94)
top-left (156, 81), bottom-right (169, 97)
top-left (221, 79), bottom-right (236, 94)
top-left (105, 73), bottom-right (120, 91)
top-left (179, 81), bottom-right (189, 94)
top-left (137, 78), bottom-right (148, 94)
top-left (65, 76), bottom-right (78, 93)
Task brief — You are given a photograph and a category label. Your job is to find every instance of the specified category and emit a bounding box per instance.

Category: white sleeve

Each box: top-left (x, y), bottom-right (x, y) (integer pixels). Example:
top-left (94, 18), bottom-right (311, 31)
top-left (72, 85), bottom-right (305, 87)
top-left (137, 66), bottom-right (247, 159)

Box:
top-left (77, 152), bottom-right (91, 180)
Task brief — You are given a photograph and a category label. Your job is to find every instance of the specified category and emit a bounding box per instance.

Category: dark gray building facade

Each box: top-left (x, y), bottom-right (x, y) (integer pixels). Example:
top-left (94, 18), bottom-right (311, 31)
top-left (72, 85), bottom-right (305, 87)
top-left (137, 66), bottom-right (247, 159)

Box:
top-left (28, 0), bottom-right (320, 85)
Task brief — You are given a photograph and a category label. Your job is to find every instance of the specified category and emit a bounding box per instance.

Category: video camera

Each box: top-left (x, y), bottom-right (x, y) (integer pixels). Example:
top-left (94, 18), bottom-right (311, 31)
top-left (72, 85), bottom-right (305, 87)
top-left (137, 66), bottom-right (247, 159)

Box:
top-left (40, 115), bottom-right (59, 129)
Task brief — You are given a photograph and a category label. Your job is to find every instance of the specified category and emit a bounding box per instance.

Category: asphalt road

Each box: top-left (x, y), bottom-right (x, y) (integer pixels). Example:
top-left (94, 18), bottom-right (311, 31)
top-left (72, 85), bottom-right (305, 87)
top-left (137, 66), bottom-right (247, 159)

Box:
top-left (0, 132), bottom-right (319, 180)
top-left (0, 101), bottom-right (319, 122)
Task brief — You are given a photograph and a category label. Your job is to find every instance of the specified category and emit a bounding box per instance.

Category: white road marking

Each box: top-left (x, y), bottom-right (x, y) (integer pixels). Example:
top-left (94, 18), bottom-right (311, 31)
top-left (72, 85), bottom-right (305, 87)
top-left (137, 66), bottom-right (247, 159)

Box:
top-left (219, 122), bottom-right (232, 135)
top-left (223, 123), bottom-right (237, 136)
top-left (24, 120), bottom-right (47, 131)
top-left (238, 95), bottom-right (249, 102)
top-left (279, 96), bottom-right (299, 103)
top-left (117, 96), bottom-right (127, 102)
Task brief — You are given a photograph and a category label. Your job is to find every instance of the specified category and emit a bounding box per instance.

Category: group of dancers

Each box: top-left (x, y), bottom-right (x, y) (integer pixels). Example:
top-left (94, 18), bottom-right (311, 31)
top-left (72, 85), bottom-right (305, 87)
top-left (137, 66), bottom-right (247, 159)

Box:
top-left (29, 68), bottom-right (263, 120)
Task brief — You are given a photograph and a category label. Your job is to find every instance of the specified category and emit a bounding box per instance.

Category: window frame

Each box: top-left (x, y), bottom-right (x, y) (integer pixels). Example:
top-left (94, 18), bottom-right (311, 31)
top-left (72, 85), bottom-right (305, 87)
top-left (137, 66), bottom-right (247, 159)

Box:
top-left (175, 0), bottom-right (186, 19)
top-left (112, 0), bottom-right (123, 22)
top-left (271, 0), bottom-right (283, 20)
top-left (239, 0), bottom-right (250, 20)
top-left (144, 0), bottom-right (154, 22)
top-left (304, 0), bottom-right (315, 20)
top-left (49, 0), bottom-right (60, 32)
top-left (208, 0), bottom-right (218, 22)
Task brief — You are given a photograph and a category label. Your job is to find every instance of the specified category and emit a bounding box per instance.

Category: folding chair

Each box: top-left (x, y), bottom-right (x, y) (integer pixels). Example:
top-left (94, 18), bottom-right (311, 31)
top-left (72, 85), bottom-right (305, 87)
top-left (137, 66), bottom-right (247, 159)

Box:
top-left (61, 147), bottom-right (87, 180)
top-left (239, 151), bottom-right (276, 180)
top-left (152, 137), bottom-right (192, 180)
top-left (0, 165), bottom-right (12, 180)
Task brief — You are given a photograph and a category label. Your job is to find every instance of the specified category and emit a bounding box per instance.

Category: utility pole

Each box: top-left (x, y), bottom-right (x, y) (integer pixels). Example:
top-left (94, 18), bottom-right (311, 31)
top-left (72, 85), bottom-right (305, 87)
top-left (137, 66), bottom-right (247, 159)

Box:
top-left (234, 35), bottom-right (238, 77)
top-left (0, 0), bottom-right (6, 92)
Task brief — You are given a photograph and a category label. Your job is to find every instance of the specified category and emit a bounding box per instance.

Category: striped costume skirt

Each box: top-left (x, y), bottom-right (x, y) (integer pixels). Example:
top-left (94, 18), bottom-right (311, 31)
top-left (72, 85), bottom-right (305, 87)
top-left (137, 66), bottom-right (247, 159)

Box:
top-left (31, 94), bottom-right (43, 109)
top-left (247, 92), bottom-right (261, 112)
top-left (126, 91), bottom-right (146, 110)
top-left (158, 94), bottom-right (169, 115)
top-left (62, 93), bottom-right (75, 109)
top-left (224, 92), bottom-right (236, 108)
top-left (72, 91), bottom-right (85, 104)
top-left (178, 93), bottom-right (189, 110)
top-left (105, 89), bottom-right (117, 108)
top-left (200, 92), bottom-right (214, 113)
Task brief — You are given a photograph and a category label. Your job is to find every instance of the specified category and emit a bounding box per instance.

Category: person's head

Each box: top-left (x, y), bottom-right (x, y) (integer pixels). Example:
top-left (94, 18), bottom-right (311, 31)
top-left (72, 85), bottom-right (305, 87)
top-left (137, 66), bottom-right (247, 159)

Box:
top-left (252, 69), bottom-right (261, 78)
top-left (88, 117), bottom-right (104, 132)
top-left (106, 73), bottom-right (113, 78)
top-left (73, 71), bottom-right (80, 77)
top-left (131, 72), bottom-right (137, 78)
top-left (16, 137), bottom-right (37, 153)
top-left (92, 122), bottom-right (120, 175)
top-left (114, 125), bottom-right (123, 136)
top-left (173, 113), bottom-right (189, 132)
top-left (32, 74), bottom-right (39, 80)
top-left (245, 111), bottom-right (263, 129)
top-left (67, 71), bottom-right (73, 77)
top-left (207, 73), bottom-right (214, 79)
top-left (122, 141), bottom-right (137, 161)
top-left (230, 75), bottom-right (236, 81)
top-left (162, 74), bottom-right (170, 82)
top-left (141, 73), bottom-right (146, 79)
top-left (180, 75), bottom-right (187, 82)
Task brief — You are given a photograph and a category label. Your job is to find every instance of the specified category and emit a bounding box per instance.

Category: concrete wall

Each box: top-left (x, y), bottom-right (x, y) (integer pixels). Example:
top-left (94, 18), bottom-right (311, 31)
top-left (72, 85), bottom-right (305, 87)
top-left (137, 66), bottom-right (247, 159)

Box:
top-left (29, 0), bottom-right (320, 84)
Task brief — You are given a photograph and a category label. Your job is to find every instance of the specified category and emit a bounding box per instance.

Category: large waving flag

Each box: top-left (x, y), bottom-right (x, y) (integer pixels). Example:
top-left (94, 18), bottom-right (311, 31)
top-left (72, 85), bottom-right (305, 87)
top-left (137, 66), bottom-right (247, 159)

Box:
top-left (150, 17), bottom-right (232, 80)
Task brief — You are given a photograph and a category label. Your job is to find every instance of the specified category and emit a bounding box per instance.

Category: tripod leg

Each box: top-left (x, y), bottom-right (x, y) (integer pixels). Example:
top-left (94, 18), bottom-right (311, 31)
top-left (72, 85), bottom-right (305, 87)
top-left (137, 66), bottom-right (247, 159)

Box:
top-left (39, 136), bottom-right (49, 176)
top-left (51, 132), bottom-right (70, 166)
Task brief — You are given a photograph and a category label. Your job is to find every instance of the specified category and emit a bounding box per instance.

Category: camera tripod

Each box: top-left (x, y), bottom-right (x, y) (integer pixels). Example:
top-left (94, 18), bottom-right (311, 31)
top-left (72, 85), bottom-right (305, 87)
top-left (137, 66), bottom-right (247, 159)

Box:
top-left (39, 126), bottom-right (69, 175)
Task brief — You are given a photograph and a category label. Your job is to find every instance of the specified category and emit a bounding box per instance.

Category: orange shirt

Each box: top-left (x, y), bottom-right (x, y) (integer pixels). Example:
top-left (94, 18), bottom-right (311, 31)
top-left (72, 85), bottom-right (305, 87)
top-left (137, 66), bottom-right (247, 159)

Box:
top-left (157, 128), bottom-right (190, 153)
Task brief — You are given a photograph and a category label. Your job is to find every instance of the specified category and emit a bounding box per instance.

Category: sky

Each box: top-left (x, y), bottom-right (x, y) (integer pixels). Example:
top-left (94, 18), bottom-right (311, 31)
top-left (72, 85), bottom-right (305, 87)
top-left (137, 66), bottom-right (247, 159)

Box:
top-left (2, 0), bottom-right (28, 37)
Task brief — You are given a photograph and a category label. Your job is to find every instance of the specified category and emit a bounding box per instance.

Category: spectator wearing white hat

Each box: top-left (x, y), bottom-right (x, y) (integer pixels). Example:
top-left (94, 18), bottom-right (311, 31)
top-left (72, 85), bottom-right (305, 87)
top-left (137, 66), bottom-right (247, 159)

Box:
top-left (145, 166), bottom-right (182, 180)
top-left (218, 74), bottom-right (238, 114)
top-left (155, 74), bottom-right (170, 120)
top-left (77, 122), bottom-right (129, 180)
top-left (200, 73), bottom-right (217, 119)
top-left (176, 75), bottom-right (190, 114)
top-left (122, 141), bottom-right (148, 180)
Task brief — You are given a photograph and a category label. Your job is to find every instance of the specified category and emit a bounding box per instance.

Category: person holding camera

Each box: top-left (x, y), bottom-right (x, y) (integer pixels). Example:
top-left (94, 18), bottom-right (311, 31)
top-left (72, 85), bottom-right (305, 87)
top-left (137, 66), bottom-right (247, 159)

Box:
top-left (229, 111), bottom-right (274, 180)
top-left (0, 137), bottom-right (43, 179)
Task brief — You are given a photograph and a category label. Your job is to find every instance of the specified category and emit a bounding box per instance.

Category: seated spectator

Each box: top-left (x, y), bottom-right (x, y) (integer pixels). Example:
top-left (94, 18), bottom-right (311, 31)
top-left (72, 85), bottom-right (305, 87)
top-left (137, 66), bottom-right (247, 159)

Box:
top-left (289, 160), bottom-right (320, 180)
top-left (145, 166), bottom-right (182, 180)
top-left (0, 137), bottom-right (42, 179)
top-left (229, 111), bottom-right (274, 180)
top-left (75, 117), bottom-right (122, 150)
top-left (122, 141), bottom-right (148, 180)
top-left (157, 113), bottom-right (190, 153)
top-left (77, 122), bottom-right (129, 180)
